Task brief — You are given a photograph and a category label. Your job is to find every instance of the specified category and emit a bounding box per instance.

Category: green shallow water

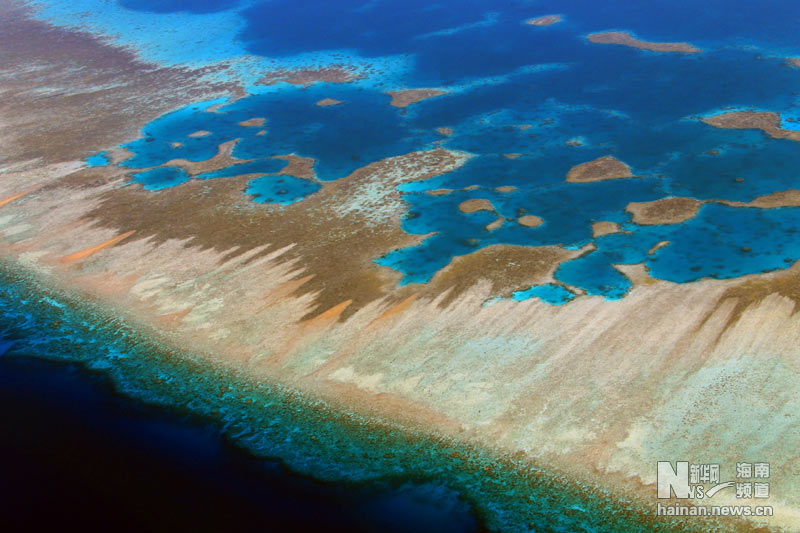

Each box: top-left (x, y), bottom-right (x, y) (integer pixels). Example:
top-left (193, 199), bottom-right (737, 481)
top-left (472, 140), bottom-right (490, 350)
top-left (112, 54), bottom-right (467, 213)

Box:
top-left (0, 260), bottom-right (709, 532)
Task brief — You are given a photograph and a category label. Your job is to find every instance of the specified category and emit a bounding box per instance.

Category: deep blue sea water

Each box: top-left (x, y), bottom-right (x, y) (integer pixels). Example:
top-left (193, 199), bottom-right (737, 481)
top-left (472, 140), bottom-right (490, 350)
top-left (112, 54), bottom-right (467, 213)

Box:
top-left (0, 270), bottom-right (484, 532)
top-left (0, 355), bottom-right (482, 532)
top-left (0, 265), bottom-right (694, 532)
top-left (71, 0), bottom-right (800, 303)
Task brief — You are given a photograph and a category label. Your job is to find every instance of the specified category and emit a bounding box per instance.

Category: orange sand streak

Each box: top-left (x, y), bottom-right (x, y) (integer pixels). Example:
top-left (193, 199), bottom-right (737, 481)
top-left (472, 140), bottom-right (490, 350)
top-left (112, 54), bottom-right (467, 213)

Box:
top-left (306, 299), bottom-right (353, 324)
top-left (59, 230), bottom-right (136, 263)
top-left (0, 187), bottom-right (38, 208)
top-left (258, 274), bottom-right (315, 311)
top-left (158, 306), bottom-right (194, 326)
top-left (368, 294), bottom-right (418, 327)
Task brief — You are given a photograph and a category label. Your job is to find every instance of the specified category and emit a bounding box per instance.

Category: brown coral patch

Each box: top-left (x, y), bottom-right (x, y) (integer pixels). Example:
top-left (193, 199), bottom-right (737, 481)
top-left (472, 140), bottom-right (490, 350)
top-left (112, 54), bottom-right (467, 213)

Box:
top-left (86, 149), bottom-right (467, 321)
top-left (710, 261), bottom-right (800, 334)
top-left (273, 155), bottom-right (317, 180)
top-left (423, 244), bottom-right (576, 304)
top-left (316, 98), bottom-right (343, 107)
top-left (485, 217), bottom-right (505, 231)
top-left (592, 221), bottom-right (621, 237)
top-left (386, 89), bottom-right (447, 108)
top-left (626, 197), bottom-right (703, 225)
top-left (566, 156), bottom-right (633, 183)
top-left (518, 215), bottom-right (544, 227)
top-left (587, 31), bottom-right (701, 53)
top-left (238, 118), bottom-right (265, 127)
top-left (257, 65), bottom-right (362, 87)
top-left (743, 189), bottom-right (800, 208)
top-left (458, 199), bottom-right (495, 214)
top-left (163, 139), bottom-right (244, 176)
top-left (702, 111), bottom-right (800, 142)
top-left (525, 15), bottom-right (562, 27)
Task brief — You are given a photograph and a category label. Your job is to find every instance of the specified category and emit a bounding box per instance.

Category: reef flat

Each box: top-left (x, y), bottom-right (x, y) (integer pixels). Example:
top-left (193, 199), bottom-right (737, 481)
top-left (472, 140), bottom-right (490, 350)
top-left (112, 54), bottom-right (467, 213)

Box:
top-left (5, 0), bottom-right (800, 530)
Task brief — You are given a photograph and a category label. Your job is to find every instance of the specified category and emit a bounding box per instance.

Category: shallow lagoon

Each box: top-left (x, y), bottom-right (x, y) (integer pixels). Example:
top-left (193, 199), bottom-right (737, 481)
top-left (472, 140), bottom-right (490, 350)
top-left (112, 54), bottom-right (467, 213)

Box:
top-left (82, 0), bottom-right (800, 302)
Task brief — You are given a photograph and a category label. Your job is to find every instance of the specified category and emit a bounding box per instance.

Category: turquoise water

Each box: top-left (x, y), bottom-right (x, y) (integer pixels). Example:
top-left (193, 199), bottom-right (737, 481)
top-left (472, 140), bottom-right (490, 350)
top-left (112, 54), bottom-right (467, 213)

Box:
top-left (86, 151), bottom-right (110, 167)
top-left (512, 283), bottom-right (576, 305)
top-left (131, 166), bottom-right (191, 190)
top-left (245, 174), bottom-right (321, 205)
top-left (67, 0), bottom-right (800, 302)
